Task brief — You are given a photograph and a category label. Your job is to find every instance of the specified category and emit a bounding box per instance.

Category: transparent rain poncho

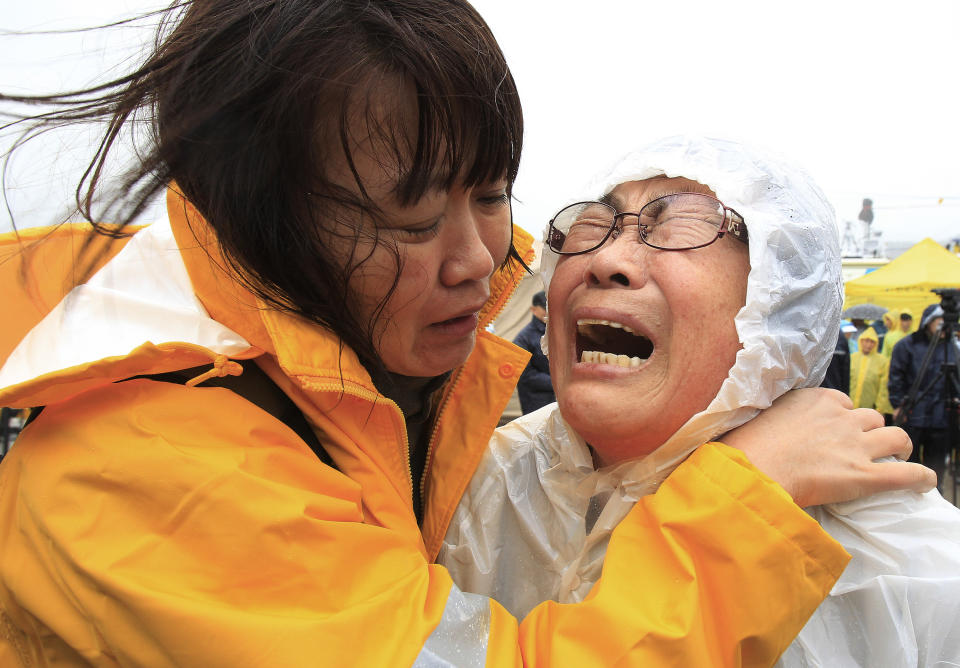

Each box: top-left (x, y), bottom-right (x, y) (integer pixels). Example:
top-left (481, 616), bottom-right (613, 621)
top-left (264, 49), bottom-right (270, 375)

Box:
top-left (439, 136), bottom-right (960, 667)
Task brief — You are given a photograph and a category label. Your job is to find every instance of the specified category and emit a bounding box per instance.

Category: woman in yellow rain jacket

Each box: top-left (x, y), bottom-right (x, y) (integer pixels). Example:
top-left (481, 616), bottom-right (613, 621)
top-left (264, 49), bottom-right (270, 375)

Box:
top-left (850, 328), bottom-right (894, 414)
top-left (0, 3), bottom-right (931, 666)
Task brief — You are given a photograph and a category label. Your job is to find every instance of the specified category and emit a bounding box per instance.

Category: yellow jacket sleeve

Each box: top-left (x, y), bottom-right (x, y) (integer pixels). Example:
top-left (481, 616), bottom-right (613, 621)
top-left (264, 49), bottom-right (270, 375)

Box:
top-left (509, 442), bottom-right (849, 667)
top-left (0, 382), bottom-right (847, 667)
top-left (1, 382), bottom-right (452, 666)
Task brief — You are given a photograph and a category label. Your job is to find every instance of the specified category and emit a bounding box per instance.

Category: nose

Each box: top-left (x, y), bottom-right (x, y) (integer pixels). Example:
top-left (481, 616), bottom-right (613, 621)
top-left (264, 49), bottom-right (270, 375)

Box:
top-left (439, 198), bottom-right (498, 288)
top-left (583, 227), bottom-right (650, 289)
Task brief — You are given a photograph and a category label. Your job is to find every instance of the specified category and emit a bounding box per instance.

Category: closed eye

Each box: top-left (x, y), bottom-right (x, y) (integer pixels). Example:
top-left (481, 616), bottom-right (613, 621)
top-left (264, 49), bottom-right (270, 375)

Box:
top-left (478, 192), bottom-right (509, 207)
top-left (391, 219), bottom-right (442, 240)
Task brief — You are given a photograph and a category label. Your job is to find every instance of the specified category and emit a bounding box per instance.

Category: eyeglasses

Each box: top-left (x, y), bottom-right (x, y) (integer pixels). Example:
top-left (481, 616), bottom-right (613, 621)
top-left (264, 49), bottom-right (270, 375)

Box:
top-left (546, 192), bottom-right (748, 255)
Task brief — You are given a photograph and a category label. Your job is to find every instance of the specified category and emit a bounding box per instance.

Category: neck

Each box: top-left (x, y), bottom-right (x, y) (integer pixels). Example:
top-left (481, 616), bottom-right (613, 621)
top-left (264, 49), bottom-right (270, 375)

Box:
top-left (365, 367), bottom-right (448, 422)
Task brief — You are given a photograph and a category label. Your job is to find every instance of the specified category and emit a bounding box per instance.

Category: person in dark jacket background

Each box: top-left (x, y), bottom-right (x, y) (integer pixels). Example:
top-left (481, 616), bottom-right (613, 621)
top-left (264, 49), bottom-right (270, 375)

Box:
top-left (889, 303), bottom-right (952, 490)
top-left (820, 328), bottom-right (851, 395)
top-left (512, 291), bottom-right (555, 414)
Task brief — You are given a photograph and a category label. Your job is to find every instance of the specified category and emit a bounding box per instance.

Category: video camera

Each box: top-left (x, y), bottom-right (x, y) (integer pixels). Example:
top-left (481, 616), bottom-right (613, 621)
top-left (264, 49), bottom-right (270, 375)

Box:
top-left (932, 288), bottom-right (960, 327)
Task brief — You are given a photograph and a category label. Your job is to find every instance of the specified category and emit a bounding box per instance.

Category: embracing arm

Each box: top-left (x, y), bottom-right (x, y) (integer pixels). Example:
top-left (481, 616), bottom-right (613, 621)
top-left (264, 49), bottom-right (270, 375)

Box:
top-left (452, 387), bottom-right (934, 665)
top-left (510, 441), bottom-right (848, 666)
top-left (0, 383), bottom-right (895, 668)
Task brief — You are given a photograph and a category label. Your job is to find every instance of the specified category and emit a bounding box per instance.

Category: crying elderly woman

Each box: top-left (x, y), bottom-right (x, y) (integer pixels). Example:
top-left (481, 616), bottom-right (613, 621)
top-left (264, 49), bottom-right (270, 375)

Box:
top-left (439, 137), bottom-right (960, 666)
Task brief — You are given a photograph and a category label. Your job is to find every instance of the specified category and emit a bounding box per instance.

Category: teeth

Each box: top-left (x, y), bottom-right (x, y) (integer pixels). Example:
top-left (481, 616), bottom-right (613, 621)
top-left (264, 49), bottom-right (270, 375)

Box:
top-left (580, 350), bottom-right (646, 367)
top-left (577, 318), bottom-right (637, 335)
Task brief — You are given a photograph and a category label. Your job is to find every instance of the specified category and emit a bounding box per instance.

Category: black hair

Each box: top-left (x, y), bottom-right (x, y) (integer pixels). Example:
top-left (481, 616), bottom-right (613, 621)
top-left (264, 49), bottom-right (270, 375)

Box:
top-left (2, 0), bottom-right (525, 372)
top-left (532, 291), bottom-right (546, 309)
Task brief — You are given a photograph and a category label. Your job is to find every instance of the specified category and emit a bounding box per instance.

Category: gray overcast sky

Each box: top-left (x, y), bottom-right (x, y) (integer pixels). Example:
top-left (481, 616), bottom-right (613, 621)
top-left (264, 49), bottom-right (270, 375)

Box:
top-left (3, 0), bottom-right (959, 248)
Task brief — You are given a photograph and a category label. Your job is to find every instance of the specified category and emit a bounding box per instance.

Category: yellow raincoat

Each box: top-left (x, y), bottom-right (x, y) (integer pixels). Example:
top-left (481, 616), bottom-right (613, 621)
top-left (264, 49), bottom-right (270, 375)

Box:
top-left (0, 188), bottom-right (847, 667)
top-left (850, 328), bottom-right (893, 413)
top-left (881, 309), bottom-right (913, 359)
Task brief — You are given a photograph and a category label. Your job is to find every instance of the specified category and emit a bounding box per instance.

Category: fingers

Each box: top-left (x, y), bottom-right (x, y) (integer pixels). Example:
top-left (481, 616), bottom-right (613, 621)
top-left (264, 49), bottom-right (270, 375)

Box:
top-left (852, 407), bottom-right (884, 431)
top-left (863, 461), bottom-right (937, 496)
top-left (736, 386), bottom-right (932, 507)
top-left (882, 426), bottom-right (913, 461)
top-left (859, 424), bottom-right (912, 461)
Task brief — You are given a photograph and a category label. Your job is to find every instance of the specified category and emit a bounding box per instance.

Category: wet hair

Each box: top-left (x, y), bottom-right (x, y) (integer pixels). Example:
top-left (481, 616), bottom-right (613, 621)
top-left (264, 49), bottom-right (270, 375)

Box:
top-left (1, 0), bottom-right (524, 371)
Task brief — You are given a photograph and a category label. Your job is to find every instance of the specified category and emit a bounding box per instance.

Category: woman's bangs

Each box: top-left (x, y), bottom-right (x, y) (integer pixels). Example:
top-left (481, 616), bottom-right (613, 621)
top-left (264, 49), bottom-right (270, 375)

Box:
top-left (387, 88), bottom-right (521, 206)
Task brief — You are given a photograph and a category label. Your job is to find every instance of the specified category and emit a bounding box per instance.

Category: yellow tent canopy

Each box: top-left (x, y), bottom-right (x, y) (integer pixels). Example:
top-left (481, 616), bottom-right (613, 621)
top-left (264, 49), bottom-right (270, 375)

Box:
top-left (844, 238), bottom-right (960, 323)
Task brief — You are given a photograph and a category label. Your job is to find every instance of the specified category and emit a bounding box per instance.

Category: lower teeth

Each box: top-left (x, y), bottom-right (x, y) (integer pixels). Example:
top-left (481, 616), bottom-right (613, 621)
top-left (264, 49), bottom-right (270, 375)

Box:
top-left (580, 350), bottom-right (645, 367)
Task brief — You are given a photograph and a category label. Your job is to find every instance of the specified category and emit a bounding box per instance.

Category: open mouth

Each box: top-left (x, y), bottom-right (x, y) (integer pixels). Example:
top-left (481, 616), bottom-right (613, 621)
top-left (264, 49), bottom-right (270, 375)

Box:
top-left (576, 318), bottom-right (654, 367)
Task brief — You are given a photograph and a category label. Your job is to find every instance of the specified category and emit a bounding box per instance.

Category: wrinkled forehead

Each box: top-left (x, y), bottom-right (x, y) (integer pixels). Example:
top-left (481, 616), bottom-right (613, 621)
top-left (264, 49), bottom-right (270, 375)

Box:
top-left (603, 176), bottom-right (717, 210)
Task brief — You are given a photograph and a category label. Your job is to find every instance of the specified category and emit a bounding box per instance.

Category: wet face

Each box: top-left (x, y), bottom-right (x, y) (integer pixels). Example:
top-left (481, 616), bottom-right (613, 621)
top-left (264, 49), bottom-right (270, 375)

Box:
top-left (860, 338), bottom-right (877, 354)
top-left (325, 85), bottom-right (512, 377)
top-left (547, 176), bottom-right (750, 465)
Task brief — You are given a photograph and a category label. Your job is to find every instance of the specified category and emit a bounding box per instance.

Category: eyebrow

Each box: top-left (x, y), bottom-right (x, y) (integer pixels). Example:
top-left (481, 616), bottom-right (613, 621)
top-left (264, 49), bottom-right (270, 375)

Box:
top-left (387, 170), bottom-right (455, 205)
top-left (598, 192), bottom-right (625, 210)
top-left (599, 183), bottom-right (714, 212)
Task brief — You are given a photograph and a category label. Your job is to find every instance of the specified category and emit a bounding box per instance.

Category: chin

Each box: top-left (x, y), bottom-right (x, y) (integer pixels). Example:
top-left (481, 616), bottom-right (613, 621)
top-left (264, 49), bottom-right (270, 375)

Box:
top-left (558, 390), bottom-right (671, 465)
top-left (400, 338), bottom-right (476, 377)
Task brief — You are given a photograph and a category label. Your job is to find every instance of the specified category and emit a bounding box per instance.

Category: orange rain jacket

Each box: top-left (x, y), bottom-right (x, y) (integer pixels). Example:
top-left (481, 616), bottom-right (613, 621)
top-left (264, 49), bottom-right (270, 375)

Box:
top-left (0, 189), bottom-right (848, 667)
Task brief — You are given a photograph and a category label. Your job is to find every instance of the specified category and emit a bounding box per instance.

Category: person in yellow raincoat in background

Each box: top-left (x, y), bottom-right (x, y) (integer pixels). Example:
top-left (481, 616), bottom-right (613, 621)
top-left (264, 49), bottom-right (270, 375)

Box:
top-left (850, 328), bottom-right (894, 416)
top-left (882, 309), bottom-right (913, 358)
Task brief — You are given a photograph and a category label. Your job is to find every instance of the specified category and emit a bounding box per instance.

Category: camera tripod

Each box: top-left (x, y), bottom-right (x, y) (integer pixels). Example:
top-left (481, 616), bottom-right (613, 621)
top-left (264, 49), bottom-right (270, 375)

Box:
top-left (896, 288), bottom-right (960, 504)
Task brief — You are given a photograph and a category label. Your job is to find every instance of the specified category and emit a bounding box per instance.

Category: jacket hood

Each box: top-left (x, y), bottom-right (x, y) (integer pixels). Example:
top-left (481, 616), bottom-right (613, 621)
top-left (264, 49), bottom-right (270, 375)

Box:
top-left (541, 135), bottom-right (842, 494)
top-left (440, 137), bottom-right (845, 615)
top-left (859, 327), bottom-right (879, 345)
top-left (0, 213), bottom-right (255, 408)
top-left (921, 303), bottom-right (944, 329)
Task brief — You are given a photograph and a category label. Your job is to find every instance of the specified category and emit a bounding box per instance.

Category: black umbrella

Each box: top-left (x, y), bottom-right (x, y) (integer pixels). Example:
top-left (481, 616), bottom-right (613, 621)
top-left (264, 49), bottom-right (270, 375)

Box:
top-left (842, 304), bottom-right (888, 320)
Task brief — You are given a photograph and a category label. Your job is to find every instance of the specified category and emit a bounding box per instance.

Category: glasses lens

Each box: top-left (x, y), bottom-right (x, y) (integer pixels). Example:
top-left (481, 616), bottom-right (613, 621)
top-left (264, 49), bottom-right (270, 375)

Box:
top-left (549, 202), bottom-right (616, 254)
top-left (639, 193), bottom-right (725, 249)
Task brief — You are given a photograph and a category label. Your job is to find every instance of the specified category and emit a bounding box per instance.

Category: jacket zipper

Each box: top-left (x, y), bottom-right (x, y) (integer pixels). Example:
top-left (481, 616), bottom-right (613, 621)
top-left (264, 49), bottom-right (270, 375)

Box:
top-left (418, 364), bottom-right (466, 515)
top-left (419, 242), bottom-right (535, 517)
top-left (299, 380), bottom-right (414, 505)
